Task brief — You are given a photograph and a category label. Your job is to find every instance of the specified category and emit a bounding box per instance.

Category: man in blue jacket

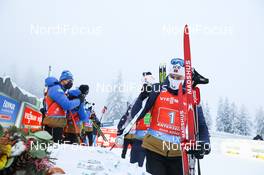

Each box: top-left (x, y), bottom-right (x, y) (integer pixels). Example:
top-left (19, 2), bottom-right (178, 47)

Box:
top-left (43, 70), bottom-right (83, 143)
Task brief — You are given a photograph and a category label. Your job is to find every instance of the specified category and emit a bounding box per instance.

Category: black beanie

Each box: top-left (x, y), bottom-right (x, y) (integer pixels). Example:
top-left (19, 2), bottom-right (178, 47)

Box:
top-left (79, 84), bottom-right (89, 95)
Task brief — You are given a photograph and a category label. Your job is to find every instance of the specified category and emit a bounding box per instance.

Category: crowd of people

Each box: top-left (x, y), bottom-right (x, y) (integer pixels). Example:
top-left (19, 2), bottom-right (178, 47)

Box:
top-left (41, 58), bottom-right (211, 175)
top-left (41, 70), bottom-right (100, 146)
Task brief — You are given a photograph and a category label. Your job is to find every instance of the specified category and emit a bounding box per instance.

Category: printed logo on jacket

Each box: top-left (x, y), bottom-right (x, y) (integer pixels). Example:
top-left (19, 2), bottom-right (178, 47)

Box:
top-left (150, 90), bottom-right (187, 136)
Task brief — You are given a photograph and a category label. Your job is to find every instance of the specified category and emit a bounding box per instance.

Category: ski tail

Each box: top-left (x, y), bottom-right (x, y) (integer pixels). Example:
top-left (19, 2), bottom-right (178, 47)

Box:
top-left (183, 24), bottom-right (199, 175)
top-left (162, 63), bottom-right (166, 83)
top-left (159, 63), bottom-right (163, 84)
top-left (92, 120), bottom-right (108, 142)
top-left (159, 63), bottom-right (167, 84)
top-left (184, 24), bottom-right (196, 141)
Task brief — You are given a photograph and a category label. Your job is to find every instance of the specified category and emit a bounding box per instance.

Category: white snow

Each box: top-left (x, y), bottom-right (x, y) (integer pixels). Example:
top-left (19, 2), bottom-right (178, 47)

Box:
top-left (51, 134), bottom-right (264, 175)
top-left (51, 144), bottom-right (149, 175)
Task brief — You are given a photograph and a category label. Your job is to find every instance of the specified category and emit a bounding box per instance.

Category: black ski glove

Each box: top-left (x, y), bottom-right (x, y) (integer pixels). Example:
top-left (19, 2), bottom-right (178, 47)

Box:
top-left (96, 121), bottom-right (101, 127)
top-left (187, 141), bottom-right (211, 159)
top-left (192, 68), bottom-right (209, 88)
top-left (117, 129), bottom-right (124, 136)
top-left (90, 112), bottom-right (96, 120)
top-left (40, 108), bottom-right (46, 116)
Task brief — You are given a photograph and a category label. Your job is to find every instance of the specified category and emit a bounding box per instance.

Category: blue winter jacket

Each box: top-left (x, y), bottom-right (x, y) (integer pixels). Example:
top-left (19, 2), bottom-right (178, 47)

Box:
top-left (68, 89), bottom-right (89, 122)
top-left (132, 78), bottom-right (210, 144)
top-left (45, 77), bottom-right (80, 111)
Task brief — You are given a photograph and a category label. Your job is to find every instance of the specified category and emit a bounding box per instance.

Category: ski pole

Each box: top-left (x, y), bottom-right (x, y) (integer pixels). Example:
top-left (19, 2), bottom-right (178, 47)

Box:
top-left (197, 159), bottom-right (201, 175)
top-left (109, 143), bottom-right (116, 151)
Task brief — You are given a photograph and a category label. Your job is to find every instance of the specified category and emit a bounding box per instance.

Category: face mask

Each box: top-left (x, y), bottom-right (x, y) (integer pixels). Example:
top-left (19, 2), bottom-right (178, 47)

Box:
top-left (64, 81), bottom-right (73, 90)
top-left (168, 76), bottom-right (184, 90)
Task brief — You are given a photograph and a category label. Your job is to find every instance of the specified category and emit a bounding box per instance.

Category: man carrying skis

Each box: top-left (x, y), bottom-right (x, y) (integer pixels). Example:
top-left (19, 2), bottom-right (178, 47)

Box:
top-left (43, 70), bottom-right (82, 143)
top-left (135, 58), bottom-right (210, 175)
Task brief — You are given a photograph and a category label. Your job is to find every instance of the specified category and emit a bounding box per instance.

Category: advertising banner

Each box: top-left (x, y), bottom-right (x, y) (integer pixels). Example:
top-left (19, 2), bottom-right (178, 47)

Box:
top-left (0, 94), bottom-right (21, 127)
top-left (21, 105), bottom-right (42, 131)
top-left (96, 128), bottom-right (121, 148)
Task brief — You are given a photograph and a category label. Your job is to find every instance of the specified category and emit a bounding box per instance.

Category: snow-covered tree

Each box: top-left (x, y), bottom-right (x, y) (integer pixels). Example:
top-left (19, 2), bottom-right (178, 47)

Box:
top-left (230, 102), bottom-right (239, 134)
top-left (216, 98), bottom-right (233, 133)
top-left (254, 107), bottom-right (264, 138)
top-left (104, 72), bottom-right (126, 122)
top-left (201, 102), bottom-right (213, 131)
top-left (236, 105), bottom-right (252, 136)
top-left (216, 98), bottom-right (224, 132)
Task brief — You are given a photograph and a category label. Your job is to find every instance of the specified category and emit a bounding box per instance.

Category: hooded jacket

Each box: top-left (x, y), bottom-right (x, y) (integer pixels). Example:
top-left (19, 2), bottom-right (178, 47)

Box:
top-left (45, 77), bottom-right (80, 118)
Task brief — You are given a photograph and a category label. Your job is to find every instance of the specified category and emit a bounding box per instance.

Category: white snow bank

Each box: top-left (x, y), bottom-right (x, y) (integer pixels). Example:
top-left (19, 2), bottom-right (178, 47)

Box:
top-left (51, 144), bottom-right (149, 175)
top-left (51, 134), bottom-right (264, 175)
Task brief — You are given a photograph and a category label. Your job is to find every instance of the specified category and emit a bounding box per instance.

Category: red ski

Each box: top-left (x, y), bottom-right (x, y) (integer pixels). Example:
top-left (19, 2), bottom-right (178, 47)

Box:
top-left (180, 24), bottom-right (198, 175)
top-left (178, 83), bottom-right (189, 175)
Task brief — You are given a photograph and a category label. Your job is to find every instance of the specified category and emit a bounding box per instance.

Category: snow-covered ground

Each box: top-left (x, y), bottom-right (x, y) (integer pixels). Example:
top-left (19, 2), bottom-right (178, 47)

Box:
top-left (51, 144), bottom-right (149, 175)
top-left (51, 134), bottom-right (264, 175)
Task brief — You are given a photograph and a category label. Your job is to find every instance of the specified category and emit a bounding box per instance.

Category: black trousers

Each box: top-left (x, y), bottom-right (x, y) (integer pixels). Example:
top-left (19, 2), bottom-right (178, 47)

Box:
top-left (63, 133), bottom-right (80, 144)
top-left (130, 139), bottom-right (146, 167)
top-left (121, 138), bottom-right (134, 158)
top-left (83, 131), bottom-right (94, 146)
top-left (45, 126), bottom-right (63, 143)
top-left (146, 149), bottom-right (183, 175)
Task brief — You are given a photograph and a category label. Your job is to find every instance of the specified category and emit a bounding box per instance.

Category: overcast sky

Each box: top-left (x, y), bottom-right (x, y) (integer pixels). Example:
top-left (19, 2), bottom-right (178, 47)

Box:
top-left (0, 0), bottom-right (263, 123)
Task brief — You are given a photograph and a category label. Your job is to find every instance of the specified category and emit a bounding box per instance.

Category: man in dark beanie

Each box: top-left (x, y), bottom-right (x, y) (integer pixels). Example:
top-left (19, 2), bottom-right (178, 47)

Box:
top-left (79, 85), bottom-right (89, 95)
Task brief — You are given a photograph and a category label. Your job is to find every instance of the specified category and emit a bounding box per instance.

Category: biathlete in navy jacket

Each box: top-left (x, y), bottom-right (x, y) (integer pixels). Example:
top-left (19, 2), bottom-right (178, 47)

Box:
top-left (131, 58), bottom-right (210, 175)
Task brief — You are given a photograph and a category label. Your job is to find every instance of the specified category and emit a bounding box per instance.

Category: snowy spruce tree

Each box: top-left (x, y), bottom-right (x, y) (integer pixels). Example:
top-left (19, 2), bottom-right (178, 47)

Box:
top-left (230, 102), bottom-right (239, 134)
top-left (216, 98), bottom-right (225, 132)
top-left (236, 105), bottom-right (252, 136)
top-left (254, 107), bottom-right (264, 138)
top-left (216, 98), bottom-right (233, 133)
top-left (201, 102), bottom-right (213, 131)
top-left (104, 72), bottom-right (126, 122)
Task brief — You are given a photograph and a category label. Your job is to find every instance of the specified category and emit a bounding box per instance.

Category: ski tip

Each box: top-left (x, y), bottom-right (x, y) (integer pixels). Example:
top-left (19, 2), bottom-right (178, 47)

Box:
top-left (184, 24), bottom-right (189, 35)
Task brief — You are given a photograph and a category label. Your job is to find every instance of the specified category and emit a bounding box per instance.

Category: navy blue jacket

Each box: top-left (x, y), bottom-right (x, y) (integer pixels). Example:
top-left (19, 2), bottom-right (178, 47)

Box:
top-left (131, 78), bottom-right (210, 144)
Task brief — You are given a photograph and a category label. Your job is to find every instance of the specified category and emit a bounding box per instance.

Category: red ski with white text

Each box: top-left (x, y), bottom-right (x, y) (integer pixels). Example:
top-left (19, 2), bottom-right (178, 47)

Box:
top-left (180, 24), bottom-right (199, 175)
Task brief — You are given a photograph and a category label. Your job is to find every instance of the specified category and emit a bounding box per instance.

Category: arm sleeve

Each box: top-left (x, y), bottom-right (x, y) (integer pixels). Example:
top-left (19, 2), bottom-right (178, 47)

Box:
top-left (131, 97), bottom-right (143, 117)
top-left (197, 105), bottom-right (210, 143)
top-left (78, 103), bottom-right (89, 121)
top-left (131, 84), bottom-right (159, 120)
top-left (48, 86), bottom-right (80, 110)
top-left (137, 91), bottom-right (159, 120)
top-left (117, 115), bottom-right (126, 131)
top-left (95, 116), bottom-right (100, 124)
